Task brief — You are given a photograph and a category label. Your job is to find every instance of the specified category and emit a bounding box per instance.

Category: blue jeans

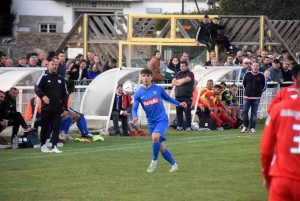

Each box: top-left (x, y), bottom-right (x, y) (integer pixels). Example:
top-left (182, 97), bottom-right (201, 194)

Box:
top-left (242, 98), bottom-right (260, 129)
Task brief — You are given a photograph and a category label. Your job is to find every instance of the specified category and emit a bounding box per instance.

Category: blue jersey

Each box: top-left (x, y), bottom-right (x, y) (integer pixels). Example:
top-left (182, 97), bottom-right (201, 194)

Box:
top-left (132, 84), bottom-right (180, 124)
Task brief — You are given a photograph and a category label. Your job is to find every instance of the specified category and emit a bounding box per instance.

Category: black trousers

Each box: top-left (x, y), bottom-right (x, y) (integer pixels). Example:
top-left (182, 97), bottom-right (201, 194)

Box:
top-left (40, 110), bottom-right (62, 148)
top-left (176, 97), bottom-right (192, 128)
top-left (212, 35), bottom-right (232, 51)
top-left (199, 38), bottom-right (216, 52)
top-left (7, 112), bottom-right (28, 141)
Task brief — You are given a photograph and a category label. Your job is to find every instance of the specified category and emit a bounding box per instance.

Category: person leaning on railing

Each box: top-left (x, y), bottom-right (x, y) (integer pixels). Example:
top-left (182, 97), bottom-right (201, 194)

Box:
top-left (67, 60), bottom-right (88, 82)
top-left (87, 63), bottom-right (102, 80)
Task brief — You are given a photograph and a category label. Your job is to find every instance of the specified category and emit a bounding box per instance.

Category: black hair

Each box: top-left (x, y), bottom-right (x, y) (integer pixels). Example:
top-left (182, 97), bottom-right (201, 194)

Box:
top-left (140, 68), bottom-right (153, 76)
top-left (153, 50), bottom-right (160, 57)
top-left (180, 60), bottom-right (188, 67)
top-left (230, 83), bottom-right (237, 88)
top-left (87, 50), bottom-right (94, 53)
top-left (110, 58), bottom-right (117, 64)
top-left (292, 64), bottom-right (300, 79)
top-left (58, 51), bottom-right (65, 56)
top-left (287, 55), bottom-right (294, 61)
top-left (220, 82), bottom-right (226, 87)
top-left (281, 50), bottom-right (288, 54)
top-left (168, 56), bottom-right (180, 67)
top-left (214, 84), bottom-right (222, 89)
top-left (117, 84), bottom-right (123, 88)
top-left (10, 87), bottom-right (17, 91)
top-left (207, 79), bottom-right (213, 82)
top-left (247, 50), bottom-right (253, 53)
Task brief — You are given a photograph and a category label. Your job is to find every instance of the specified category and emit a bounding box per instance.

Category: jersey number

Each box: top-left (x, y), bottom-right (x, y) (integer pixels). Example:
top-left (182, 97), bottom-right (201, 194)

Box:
top-left (291, 124), bottom-right (300, 154)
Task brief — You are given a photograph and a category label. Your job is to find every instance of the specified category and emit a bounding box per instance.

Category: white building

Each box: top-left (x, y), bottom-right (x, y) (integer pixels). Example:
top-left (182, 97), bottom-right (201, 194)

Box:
top-left (12, 0), bottom-right (209, 34)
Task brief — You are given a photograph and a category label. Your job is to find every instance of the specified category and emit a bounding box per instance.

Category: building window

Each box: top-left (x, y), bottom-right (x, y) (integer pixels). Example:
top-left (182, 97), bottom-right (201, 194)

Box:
top-left (39, 24), bottom-right (56, 33)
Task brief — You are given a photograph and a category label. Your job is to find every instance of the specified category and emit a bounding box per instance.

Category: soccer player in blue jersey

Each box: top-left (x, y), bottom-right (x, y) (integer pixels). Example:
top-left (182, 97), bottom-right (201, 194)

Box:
top-left (132, 68), bottom-right (187, 172)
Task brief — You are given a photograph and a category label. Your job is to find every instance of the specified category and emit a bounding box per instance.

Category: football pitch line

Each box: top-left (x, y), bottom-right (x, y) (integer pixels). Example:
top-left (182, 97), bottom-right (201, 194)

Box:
top-left (0, 134), bottom-right (261, 163)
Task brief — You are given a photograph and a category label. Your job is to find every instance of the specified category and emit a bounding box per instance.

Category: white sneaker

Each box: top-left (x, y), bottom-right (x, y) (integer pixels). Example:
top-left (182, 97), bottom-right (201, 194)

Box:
top-left (64, 134), bottom-right (74, 142)
top-left (12, 136), bottom-right (18, 149)
top-left (250, 128), bottom-right (256, 133)
top-left (241, 126), bottom-right (248, 133)
top-left (147, 160), bottom-right (157, 172)
top-left (169, 163), bottom-right (178, 172)
top-left (51, 146), bottom-right (62, 153)
top-left (41, 144), bottom-right (50, 153)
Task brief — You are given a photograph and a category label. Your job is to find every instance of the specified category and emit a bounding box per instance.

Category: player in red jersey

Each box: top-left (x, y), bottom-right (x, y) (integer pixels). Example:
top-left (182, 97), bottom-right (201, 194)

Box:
top-left (267, 64), bottom-right (300, 113)
top-left (261, 64), bottom-right (300, 201)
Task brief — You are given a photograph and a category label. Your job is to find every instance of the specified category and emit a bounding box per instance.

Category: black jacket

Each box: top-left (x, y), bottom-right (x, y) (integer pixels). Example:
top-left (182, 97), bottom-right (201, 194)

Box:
top-left (208, 23), bottom-right (226, 38)
top-left (35, 73), bottom-right (67, 112)
top-left (1, 91), bottom-right (17, 119)
top-left (281, 67), bottom-right (292, 82)
top-left (112, 94), bottom-right (124, 113)
top-left (195, 21), bottom-right (211, 42)
top-left (67, 65), bottom-right (88, 81)
top-left (243, 71), bottom-right (267, 98)
top-left (102, 61), bottom-right (115, 72)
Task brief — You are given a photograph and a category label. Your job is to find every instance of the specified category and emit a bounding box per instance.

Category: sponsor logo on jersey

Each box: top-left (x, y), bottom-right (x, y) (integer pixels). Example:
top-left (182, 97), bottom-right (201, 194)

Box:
top-left (153, 91), bottom-right (157, 95)
top-left (58, 80), bottom-right (61, 84)
top-left (287, 87), bottom-right (298, 92)
top-left (280, 109), bottom-right (300, 120)
top-left (143, 97), bottom-right (159, 106)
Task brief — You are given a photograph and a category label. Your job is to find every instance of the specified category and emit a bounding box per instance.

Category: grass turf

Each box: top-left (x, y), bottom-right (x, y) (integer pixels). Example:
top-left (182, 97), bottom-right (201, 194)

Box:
top-left (0, 124), bottom-right (268, 201)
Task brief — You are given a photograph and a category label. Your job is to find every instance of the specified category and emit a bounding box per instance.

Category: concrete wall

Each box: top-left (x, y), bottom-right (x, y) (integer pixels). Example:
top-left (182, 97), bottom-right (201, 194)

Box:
top-left (18, 15), bottom-right (64, 32)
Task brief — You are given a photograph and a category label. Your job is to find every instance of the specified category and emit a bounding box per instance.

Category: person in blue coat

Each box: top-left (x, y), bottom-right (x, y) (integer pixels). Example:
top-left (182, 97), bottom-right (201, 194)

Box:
top-left (87, 63), bottom-right (102, 79)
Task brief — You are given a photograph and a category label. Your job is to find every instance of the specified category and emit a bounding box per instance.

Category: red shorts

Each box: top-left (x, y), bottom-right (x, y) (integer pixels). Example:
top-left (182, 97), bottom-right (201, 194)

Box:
top-left (269, 177), bottom-right (300, 201)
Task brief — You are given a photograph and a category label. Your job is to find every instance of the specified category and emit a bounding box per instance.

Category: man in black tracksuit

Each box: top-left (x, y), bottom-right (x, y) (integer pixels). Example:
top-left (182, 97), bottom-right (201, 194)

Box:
top-left (208, 17), bottom-right (233, 54)
top-left (35, 60), bottom-right (67, 153)
top-left (241, 62), bottom-right (267, 133)
top-left (195, 15), bottom-right (216, 52)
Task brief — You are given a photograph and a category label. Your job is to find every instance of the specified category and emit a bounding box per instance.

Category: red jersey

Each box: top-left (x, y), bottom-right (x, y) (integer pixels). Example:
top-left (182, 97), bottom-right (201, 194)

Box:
top-left (267, 85), bottom-right (298, 113)
top-left (261, 98), bottom-right (300, 182)
top-left (122, 94), bottom-right (133, 108)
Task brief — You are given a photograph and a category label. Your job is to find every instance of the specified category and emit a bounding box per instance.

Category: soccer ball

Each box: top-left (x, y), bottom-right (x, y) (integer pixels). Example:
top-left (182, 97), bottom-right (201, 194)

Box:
top-left (191, 122), bottom-right (199, 131)
top-left (122, 81), bottom-right (137, 96)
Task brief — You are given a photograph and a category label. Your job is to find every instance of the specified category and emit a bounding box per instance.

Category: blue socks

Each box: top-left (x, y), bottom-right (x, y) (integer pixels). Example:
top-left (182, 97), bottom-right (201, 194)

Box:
top-left (60, 116), bottom-right (73, 134)
top-left (77, 116), bottom-right (89, 135)
top-left (152, 141), bottom-right (161, 161)
top-left (161, 149), bottom-right (175, 165)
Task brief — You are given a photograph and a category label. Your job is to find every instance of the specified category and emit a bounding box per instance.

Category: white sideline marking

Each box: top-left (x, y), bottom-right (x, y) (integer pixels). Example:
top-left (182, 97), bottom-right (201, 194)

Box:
top-left (0, 135), bottom-right (261, 163)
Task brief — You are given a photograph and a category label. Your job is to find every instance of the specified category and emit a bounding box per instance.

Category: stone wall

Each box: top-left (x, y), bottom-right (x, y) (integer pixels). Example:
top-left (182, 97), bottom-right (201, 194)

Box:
top-left (0, 31), bottom-right (67, 63)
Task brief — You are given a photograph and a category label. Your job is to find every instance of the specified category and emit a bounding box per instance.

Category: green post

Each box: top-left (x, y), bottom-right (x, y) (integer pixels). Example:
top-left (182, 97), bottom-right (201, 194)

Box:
top-left (194, 0), bottom-right (200, 14)
top-left (284, 0), bottom-right (287, 20)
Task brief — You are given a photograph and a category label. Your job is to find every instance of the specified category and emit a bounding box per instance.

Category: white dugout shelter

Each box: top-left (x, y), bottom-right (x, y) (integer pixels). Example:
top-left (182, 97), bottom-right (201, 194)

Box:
top-left (80, 67), bottom-right (243, 134)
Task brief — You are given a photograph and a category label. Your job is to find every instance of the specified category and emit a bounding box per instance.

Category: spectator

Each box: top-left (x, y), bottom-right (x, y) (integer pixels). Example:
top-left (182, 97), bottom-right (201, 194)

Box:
top-left (148, 50), bottom-right (165, 83)
top-left (257, 55), bottom-right (263, 64)
top-left (256, 49), bottom-right (263, 57)
top-left (71, 60), bottom-right (87, 81)
top-left (2, 87), bottom-right (35, 142)
top-left (18, 57), bottom-right (26, 67)
top-left (210, 58), bottom-right (218, 66)
top-left (208, 17), bottom-right (233, 54)
top-left (264, 70), bottom-right (272, 82)
top-left (172, 60), bottom-right (194, 131)
top-left (111, 84), bottom-right (130, 136)
top-left (0, 54), bottom-right (7, 67)
top-left (268, 59), bottom-right (283, 84)
top-left (234, 51), bottom-right (243, 66)
top-left (247, 50), bottom-right (254, 60)
top-left (260, 57), bottom-right (271, 72)
top-left (37, 50), bottom-right (46, 66)
top-left (281, 60), bottom-right (292, 82)
top-left (87, 63), bottom-right (102, 79)
top-left (261, 51), bottom-right (268, 60)
top-left (47, 51), bottom-right (56, 62)
top-left (224, 55), bottom-right (236, 67)
top-left (67, 59), bottom-right (81, 80)
top-left (0, 91), bottom-right (7, 133)
top-left (122, 93), bottom-right (148, 137)
top-left (204, 51), bottom-right (216, 66)
top-left (251, 56), bottom-right (258, 64)
top-left (200, 79), bottom-right (214, 96)
top-left (195, 15), bottom-right (216, 53)
top-left (165, 56), bottom-right (180, 82)
top-left (181, 52), bottom-right (189, 63)
top-left (241, 62), bottom-right (266, 133)
top-left (5, 58), bottom-right (13, 67)
top-left (57, 52), bottom-right (66, 78)
top-left (102, 58), bottom-right (117, 72)
top-left (86, 50), bottom-right (95, 69)
top-left (94, 55), bottom-right (100, 64)
top-left (281, 49), bottom-right (289, 61)
top-left (237, 58), bottom-right (251, 80)
top-left (41, 60), bottom-right (49, 68)
top-left (25, 56), bottom-right (41, 85)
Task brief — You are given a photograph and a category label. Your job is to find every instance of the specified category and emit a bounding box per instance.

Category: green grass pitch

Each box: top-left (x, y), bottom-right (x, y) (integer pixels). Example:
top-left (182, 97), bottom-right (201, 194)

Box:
top-left (0, 124), bottom-right (268, 201)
